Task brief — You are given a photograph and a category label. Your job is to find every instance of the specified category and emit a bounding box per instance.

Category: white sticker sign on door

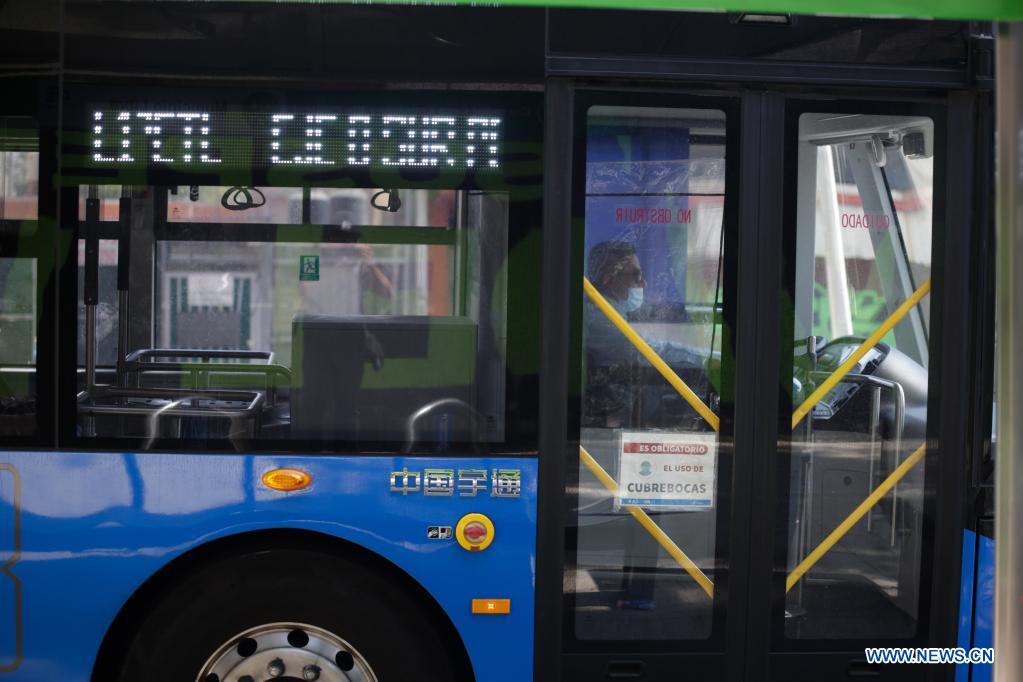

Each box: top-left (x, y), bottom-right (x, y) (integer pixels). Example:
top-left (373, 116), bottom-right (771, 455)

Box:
top-left (616, 431), bottom-right (717, 510)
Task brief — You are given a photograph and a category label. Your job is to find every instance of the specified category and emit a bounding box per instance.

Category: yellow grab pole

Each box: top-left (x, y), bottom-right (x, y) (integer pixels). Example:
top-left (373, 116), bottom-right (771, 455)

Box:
top-left (786, 443), bottom-right (926, 592)
top-left (583, 277), bottom-right (720, 432)
top-left (791, 278), bottom-right (931, 431)
top-left (580, 270), bottom-right (932, 595)
top-left (579, 445), bottom-right (715, 598)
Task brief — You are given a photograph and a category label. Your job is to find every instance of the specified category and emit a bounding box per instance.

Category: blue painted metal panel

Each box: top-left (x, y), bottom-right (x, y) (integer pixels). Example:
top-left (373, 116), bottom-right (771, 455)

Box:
top-left (954, 528), bottom-right (996, 682)
top-left (0, 452), bottom-right (538, 682)
top-left (955, 529), bottom-right (977, 682)
top-left (0, 465), bottom-right (22, 673)
top-left (972, 533), bottom-right (995, 682)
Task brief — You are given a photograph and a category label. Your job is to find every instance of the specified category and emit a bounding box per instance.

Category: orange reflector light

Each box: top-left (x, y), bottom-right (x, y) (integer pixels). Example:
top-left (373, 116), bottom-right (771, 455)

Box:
top-left (472, 599), bottom-right (511, 615)
top-left (261, 468), bottom-right (312, 491)
top-left (456, 513), bottom-right (495, 552)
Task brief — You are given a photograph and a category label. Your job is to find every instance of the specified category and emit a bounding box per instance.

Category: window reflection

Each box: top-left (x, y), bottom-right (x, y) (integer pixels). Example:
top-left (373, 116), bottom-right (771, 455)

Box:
top-left (785, 113), bottom-right (934, 639)
top-left (0, 118), bottom-right (39, 438)
top-left (570, 106), bottom-right (728, 642)
top-left (74, 184), bottom-right (523, 451)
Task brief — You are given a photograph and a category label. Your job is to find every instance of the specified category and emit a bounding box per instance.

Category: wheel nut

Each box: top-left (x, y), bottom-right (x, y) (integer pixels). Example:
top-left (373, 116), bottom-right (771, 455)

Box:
top-left (267, 657), bottom-right (286, 677)
top-left (302, 664), bottom-right (322, 680)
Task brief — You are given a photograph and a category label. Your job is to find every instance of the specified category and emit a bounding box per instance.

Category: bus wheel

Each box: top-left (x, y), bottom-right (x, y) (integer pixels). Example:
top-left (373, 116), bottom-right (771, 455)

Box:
top-left (196, 622), bottom-right (376, 682)
top-left (115, 547), bottom-right (465, 682)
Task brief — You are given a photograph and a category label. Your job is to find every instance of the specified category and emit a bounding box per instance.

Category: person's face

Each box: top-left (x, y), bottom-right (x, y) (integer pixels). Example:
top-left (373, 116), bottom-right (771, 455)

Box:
top-left (605, 253), bottom-right (645, 300)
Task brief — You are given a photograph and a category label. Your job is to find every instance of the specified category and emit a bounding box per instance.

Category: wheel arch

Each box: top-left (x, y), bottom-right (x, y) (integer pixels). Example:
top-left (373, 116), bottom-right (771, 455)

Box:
top-left (90, 527), bottom-right (475, 682)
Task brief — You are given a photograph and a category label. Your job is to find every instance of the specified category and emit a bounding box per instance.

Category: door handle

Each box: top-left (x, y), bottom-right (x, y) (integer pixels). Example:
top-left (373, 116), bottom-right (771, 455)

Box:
top-left (606, 660), bottom-right (645, 678)
top-left (848, 660), bottom-right (882, 677)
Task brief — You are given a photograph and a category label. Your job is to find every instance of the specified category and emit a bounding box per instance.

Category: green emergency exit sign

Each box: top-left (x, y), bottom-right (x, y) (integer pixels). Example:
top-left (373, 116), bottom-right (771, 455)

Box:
top-left (300, 255), bottom-right (320, 281)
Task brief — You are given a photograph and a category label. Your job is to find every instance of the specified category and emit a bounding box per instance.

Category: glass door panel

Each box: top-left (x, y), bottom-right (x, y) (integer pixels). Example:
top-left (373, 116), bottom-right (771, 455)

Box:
top-left (566, 103), bottom-right (733, 645)
top-left (783, 112), bottom-right (934, 641)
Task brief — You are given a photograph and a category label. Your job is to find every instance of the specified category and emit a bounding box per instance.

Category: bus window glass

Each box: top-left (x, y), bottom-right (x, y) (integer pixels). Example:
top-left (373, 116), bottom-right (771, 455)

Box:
top-left (76, 239), bottom-right (120, 366)
top-left (888, 152), bottom-right (933, 328)
top-left (167, 186), bottom-right (457, 228)
top-left (77, 184), bottom-right (121, 221)
top-left (0, 155), bottom-right (38, 220)
top-left (155, 241), bottom-right (455, 355)
top-left (0, 256), bottom-right (37, 437)
top-left (785, 113), bottom-right (933, 640)
top-left (569, 106), bottom-right (729, 641)
top-left (0, 118), bottom-right (39, 438)
top-left (75, 183), bottom-right (525, 452)
top-left (825, 144), bottom-right (933, 339)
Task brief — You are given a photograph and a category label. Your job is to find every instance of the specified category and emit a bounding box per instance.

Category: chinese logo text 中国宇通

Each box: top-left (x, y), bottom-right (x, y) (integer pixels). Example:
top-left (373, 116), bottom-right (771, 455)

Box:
top-left (390, 468), bottom-right (521, 498)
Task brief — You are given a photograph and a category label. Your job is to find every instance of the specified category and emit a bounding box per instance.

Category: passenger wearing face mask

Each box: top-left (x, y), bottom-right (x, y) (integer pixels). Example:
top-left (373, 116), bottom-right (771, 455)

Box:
top-left (584, 240), bottom-right (706, 429)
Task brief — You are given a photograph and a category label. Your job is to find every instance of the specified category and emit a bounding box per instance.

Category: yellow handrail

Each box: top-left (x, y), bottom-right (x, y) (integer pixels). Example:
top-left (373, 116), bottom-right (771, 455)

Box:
top-left (786, 443), bottom-right (926, 592)
top-left (579, 445), bottom-right (715, 599)
top-left (581, 272), bottom-right (933, 597)
top-left (791, 278), bottom-right (931, 430)
top-left (580, 279), bottom-right (718, 598)
top-left (583, 277), bottom-right (720, 432)
top-left (786, 279), bottom-right (931, 590)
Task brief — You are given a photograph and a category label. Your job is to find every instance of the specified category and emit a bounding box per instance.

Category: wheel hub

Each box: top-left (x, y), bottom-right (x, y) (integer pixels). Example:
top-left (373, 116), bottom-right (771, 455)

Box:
top-left (196, 623), bottom-right (377, 682)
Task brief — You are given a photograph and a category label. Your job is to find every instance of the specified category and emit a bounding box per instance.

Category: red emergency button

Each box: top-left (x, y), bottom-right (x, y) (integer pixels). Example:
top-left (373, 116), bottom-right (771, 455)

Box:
top-left (456, 513), bottom-right (495, 551)
top-left (463, 522), bottom-right (488, 543)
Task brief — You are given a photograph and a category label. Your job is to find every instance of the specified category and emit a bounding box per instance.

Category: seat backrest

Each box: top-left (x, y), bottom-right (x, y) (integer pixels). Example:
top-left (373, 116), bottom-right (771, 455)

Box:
top-left (291, 314), bottom-right (478, 445)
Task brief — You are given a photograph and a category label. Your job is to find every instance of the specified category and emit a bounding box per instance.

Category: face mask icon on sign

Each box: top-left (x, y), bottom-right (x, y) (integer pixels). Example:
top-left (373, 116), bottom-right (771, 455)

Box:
top-left (639, 461), bottom-right (652, 477)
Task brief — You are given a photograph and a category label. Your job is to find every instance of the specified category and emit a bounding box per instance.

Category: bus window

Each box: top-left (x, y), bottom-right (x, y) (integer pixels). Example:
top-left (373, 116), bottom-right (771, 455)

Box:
top-left (75, 183), bottom-right (527, 452)
top-left (76, 238), bottom-right (120, 367)
top-left (158, 187), bottom-right (461, 356)
top-left (0, 117), bottom-right (39, 438)
top-left (813, 140), bottom-right (932, 352)
top-left (77, 184), bottom-right (121, 221)
top-left (785, 113), bottom-right (934, 639)
top-left (570, 105), bottom-right (729, 641)
top-left (166, 186), bottom-right (457, 229)
top-left (75, 187), bottom-right (124, 369)
top-left (0, 147), bottom-right (37, 219)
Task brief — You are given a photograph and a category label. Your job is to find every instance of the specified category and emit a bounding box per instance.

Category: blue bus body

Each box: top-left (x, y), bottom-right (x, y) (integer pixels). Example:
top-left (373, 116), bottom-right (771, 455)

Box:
top-left (0, 451), bottom-right (997, 679)
top-left (0, 453), bottom-right (538, 681)
top-left (956, 529), bottom-right (996, 682)
top-left (0, 5), bottom-right (1000, 681)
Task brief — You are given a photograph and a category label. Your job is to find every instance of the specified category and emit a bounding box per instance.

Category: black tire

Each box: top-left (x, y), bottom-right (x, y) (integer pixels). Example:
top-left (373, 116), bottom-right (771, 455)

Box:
top-left (116, 546), bottom-right (469, 682)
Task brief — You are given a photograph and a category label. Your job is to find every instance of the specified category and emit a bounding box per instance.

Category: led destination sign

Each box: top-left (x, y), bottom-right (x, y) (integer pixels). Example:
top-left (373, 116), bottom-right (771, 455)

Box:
top-left (88, 109), bottom-right (503, 171)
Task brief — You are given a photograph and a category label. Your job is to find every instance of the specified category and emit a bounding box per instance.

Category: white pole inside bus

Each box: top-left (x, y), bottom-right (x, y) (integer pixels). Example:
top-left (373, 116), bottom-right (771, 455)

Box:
top-left (995, 20), bottom-right (1023, 682)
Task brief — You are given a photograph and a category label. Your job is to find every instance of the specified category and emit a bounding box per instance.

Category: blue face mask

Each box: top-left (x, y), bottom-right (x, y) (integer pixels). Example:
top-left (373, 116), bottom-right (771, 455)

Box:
top-left (624, 287), bottom-right (644, 313)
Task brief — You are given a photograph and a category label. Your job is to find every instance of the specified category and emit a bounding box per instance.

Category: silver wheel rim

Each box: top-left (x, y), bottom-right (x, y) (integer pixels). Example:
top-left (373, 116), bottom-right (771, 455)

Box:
top-left (195, 622), bottom-right (378, 682)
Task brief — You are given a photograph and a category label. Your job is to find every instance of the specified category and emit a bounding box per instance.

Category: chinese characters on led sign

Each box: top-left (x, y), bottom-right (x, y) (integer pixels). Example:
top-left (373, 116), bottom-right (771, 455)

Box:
top-left (89, 110), bottom-right (503, 171)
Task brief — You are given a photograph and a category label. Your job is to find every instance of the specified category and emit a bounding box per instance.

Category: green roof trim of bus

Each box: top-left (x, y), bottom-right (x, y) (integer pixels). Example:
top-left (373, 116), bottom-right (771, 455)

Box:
top-left (252, 0), bottom-right (1023, 21)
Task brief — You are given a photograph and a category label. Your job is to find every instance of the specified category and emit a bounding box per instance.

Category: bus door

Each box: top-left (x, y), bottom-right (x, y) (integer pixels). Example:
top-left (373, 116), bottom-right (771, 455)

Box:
top-left (768, 102), bottom-right (948, 681)
top-left (539, 83), bottom-right (979, 682)
top-left (541, 89), bottom-right (741, 680)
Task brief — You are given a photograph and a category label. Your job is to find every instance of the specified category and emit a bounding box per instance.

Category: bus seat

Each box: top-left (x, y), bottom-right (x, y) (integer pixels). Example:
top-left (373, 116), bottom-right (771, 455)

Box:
top-left (291, 315), bottom-right (478, 446)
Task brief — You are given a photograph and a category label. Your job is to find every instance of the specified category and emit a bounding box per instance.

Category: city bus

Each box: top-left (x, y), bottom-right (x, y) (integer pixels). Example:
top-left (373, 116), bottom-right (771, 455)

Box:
top-left (0, 2), bottom-right (1014, 681)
